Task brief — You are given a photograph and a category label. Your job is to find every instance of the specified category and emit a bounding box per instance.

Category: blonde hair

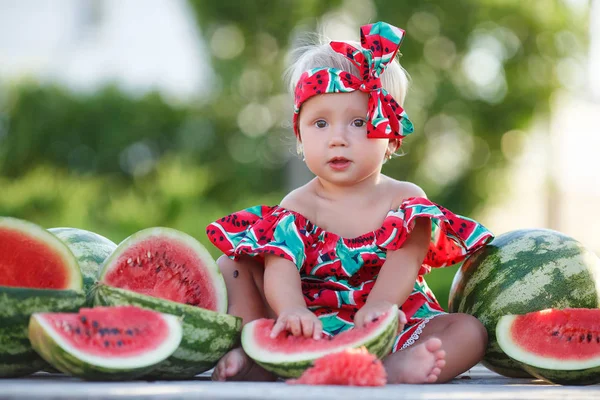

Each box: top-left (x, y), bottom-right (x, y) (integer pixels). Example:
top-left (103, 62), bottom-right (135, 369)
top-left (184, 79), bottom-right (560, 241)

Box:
top-left (285, 35), bottom-right (409, 106)
top-left (284, 34), bottom-right (410, 160)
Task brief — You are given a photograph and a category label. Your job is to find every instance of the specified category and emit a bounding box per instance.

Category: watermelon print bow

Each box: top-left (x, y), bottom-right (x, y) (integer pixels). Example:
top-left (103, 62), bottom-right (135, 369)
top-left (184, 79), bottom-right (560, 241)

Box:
top-left (293, 21), bottom-right (414, 141)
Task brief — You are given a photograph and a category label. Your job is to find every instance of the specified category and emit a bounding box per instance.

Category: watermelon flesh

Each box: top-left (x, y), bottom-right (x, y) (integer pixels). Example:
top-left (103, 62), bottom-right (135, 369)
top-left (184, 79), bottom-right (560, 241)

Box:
top-left (29, 306), bottom-right (182, 380)
top-left (0, 220), bottom-right (81, 290)
top-left (287, 347), bottom-right (387, 386)
top-left (242, 304), bottom-right (398, 378)
top-left (497, 308), bottom-right (600, 385)
top-left (100, 228), bottom-right (226, 313)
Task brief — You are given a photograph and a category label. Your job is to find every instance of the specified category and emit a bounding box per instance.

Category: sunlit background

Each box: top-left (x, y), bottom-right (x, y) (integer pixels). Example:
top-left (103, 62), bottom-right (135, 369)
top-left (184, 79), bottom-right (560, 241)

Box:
top-left (0, 0), bottom-right (598, 309)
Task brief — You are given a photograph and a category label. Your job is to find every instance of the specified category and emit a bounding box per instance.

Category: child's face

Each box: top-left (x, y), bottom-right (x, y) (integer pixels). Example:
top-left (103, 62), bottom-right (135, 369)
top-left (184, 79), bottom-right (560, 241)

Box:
top-left (298, 91), bottom-right (394, 186)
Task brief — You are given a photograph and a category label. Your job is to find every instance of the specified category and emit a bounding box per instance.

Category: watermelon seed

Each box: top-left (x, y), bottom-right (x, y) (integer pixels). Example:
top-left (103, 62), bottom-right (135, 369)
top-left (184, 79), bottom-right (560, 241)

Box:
top-left (588, 333), bottom-right (593, 342)
top-left (117, 340), bottom-right (123, 346)
top-left (111, 328), bottom-right (119, 335)
top-left (567, 336), bottom-right (572, 342)
top-left (580, 334), bottom-right (585, 343)
top-left (127, 258), bottom-right (133, 265)
top-left (155, 266), bottom-right (162, 273)
top-left (126, 329), bottom-right (133, 336)
top-left (92, 321), bottom-right (99, 329)
top-left (80, 316), bottom-right (87, 324)
top-left (74, 328), bottom-right (81, 335)
top-left (551, 331), bottom-right (559, 336)
top-left (104, 340), bottom-right (110, 347)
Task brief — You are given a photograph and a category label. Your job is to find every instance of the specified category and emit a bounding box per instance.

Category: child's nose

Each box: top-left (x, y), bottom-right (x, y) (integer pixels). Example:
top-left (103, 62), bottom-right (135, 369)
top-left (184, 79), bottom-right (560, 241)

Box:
top-left (328, 125), bottom-right (349, 147)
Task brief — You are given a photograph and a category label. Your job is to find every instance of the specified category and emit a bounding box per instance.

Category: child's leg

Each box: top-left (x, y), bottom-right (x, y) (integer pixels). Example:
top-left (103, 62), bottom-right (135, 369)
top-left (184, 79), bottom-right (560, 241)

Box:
top-left (212, 255), bottom-right (276, 381)
top-left (384, 313), bottom-right (487, 384)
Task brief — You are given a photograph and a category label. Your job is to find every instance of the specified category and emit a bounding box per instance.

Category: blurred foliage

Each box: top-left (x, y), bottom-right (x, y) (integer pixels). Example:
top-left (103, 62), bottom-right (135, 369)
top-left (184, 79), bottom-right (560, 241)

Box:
top-left (0, 0), bottom-right (588, 309)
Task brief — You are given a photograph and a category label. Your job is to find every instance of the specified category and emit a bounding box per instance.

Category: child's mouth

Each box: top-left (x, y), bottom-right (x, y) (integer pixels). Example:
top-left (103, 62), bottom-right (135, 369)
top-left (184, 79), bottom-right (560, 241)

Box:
top-left (328, 158), bottom-right (351, 170)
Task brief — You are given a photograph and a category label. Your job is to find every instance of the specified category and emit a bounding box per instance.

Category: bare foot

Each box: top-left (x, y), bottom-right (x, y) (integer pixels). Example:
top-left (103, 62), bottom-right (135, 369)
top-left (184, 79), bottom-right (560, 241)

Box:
top-left (384, 337), bottom-right (446, 384)
top-left (212, 347), bottom-right (277, 382)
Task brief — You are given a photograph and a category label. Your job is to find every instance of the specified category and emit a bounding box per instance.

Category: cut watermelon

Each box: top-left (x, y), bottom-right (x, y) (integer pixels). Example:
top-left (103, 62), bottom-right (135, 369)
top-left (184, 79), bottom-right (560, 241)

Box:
top-left (448, 229), bottom-right (600, 378)
top-left (497, 308), bottom-right (600, 385)
top-left (242, 304), bottom-right (399, 378)
top-left (287, 347), bottom-right (387, 386)
top-left (0, 218), bottom-right (82, 290)
top-left (0, 217), bottom-right (85, 378)
top-left (96, 227), bottom-right (241, 379)
top-left (99, 227), bottom-right (226, 313)
top-left (29, 306), bottom-right (182, 380)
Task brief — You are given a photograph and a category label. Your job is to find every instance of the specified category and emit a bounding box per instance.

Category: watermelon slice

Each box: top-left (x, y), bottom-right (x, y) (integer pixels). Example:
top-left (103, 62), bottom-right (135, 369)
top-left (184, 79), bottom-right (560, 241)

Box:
top-left (96, 227), bottom-right (241, 379)
top-left (287, 347), bottom-right (387, 386)
top-left (29, 306), bottom-right (182, 380)
top-left (0, 217), bottom-right (86, 378)
top-left (99, 227), bottom-right (226, 313)
top-left (242, 304), bottom-right (399, 378)
top-left (497, 308), bottom-right (600, 385)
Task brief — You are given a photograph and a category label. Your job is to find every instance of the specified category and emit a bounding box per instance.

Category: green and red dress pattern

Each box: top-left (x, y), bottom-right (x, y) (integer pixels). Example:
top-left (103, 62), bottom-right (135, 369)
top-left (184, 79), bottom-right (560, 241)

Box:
top-left (206, 197), bottom-right (493, 351)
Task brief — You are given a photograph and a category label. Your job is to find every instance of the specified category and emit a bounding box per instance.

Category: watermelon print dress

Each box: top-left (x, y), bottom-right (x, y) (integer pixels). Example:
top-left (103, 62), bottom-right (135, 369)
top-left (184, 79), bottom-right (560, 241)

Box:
top-left (206, 197), bottom-right (493, 352)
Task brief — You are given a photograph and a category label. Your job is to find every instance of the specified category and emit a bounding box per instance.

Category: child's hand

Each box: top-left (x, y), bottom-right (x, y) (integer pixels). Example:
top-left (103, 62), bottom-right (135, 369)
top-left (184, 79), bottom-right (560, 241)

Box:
top-left (270, 306), bottom-right (323, 340)
top-left (354, 300), bottom-right (407, 328)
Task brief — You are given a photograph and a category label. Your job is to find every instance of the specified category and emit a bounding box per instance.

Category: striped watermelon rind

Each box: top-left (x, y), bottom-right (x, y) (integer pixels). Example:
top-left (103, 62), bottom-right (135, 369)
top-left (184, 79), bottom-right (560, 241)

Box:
top-left (0, 287), bottom-right (86, 377)
top-left (95, 284), bottom-right (242, 378)
top-left (49, 227), bottom-right (117, 306)
top-left (448, 229), bottom-right (600, 378)
top-left (241, 304), bottom-right (399, 378)
top-left (496, 313), bottom-right (600, 385)
top-left (28, 309), bottom-right (183, 381)
top-left (98, 227), bottom-right (228, 314)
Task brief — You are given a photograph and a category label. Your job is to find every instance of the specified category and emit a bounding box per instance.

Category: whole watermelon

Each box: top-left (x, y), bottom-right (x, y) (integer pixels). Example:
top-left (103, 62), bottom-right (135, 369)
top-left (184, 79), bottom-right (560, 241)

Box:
top-left (448, 229), bottom-right (600, 378)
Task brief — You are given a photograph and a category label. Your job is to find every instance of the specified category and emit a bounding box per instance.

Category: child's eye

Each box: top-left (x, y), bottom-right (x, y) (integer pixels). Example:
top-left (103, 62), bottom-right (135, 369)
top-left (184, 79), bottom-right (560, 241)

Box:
top-left (352, 119), bottom-right (366, 128)
top-left (315, 119), bottom-right (328, 128)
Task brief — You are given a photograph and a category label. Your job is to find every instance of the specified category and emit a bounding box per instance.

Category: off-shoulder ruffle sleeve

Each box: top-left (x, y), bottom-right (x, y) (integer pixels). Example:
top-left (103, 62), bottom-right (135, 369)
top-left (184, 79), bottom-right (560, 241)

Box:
top-left (206, 205), bottom-right (307, 270)
top-left (375, 197), bottom-right (494, 274)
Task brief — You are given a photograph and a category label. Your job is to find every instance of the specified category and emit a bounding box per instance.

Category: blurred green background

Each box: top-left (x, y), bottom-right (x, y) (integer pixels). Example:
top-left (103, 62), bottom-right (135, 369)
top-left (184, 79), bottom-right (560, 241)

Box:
top-left (0, 0), bottom-right (591, 309)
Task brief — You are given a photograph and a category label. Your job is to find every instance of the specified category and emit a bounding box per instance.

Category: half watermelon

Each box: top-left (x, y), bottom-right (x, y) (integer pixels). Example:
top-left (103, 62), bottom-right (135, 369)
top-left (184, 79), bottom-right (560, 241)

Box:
top-left (29, 306), bottom-right (182, 381)
top-left (242, 304), bottom-right (399, 378)
top-left (96, 227), bottom-right (241, 378)
top-left (497, 308), bottom-right (600, 385)
top-left (0, 217), bottom-right (86, 378)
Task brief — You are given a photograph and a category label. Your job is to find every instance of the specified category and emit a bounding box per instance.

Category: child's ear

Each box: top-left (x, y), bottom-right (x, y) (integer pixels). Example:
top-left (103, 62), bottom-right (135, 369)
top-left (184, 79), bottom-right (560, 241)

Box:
top-left (387, 139), bottom-right (400, 155)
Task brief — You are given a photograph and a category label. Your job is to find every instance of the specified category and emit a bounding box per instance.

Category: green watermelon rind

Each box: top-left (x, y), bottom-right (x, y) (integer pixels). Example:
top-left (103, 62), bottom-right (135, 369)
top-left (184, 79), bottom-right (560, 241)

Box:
top-left (28, 310), bottom-right (183, 381)
top-left (48, 227), bottom-right (117, 306)
top-left (0, 287), bottom-right (86, 378)
top-left (241, 304), bottom-right (399, 378)
top-left (448, 229), bottom-right (600, 378)
top-left (98, 226), bottom-right (228, 314)
top-left (496, 313), bottom-right (600, 386)
top-left (95, 284), bottom-right (242, 379)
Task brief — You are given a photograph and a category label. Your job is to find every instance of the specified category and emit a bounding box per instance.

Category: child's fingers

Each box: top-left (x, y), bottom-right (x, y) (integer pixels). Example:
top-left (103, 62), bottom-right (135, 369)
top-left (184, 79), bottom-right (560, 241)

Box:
top-left (312, 319), bottom-right (323, 340)
top-left (288, 316), bottom-right (302, 336)
top-left (300, 315), bottom-right (314, 338)
top-left (270, 316), bottom-right (287, 338)
top-left (398, 310), bottom-right (407, 325)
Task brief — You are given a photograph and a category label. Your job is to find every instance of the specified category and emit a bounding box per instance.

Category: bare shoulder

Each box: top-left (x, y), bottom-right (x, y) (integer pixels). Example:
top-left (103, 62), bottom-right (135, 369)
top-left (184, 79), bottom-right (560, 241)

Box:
top-left (384, 177), bottom-right (427, 209)
top-left (280, 180), bottom-right (316, 214)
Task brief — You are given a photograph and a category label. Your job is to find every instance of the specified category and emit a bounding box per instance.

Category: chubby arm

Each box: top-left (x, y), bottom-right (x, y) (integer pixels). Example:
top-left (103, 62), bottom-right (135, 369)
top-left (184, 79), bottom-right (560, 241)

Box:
top-left (263, 254), bottom-right (322, 339)
top-left (355, 182), bottom-right (432, 327)
top-left (355, 217), bottom-right (431, 327)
